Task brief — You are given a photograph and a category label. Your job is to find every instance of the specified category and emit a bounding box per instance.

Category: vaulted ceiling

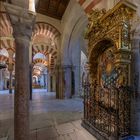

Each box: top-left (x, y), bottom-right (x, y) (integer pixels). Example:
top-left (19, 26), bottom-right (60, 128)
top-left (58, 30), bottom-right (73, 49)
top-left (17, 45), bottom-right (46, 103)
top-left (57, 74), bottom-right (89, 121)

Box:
top-left (36, 0), bottom-right (70, 20)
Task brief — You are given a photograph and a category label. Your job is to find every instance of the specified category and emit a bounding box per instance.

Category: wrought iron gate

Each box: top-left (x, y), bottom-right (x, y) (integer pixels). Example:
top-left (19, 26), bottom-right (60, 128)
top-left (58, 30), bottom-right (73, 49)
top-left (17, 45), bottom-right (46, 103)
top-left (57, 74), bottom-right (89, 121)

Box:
top-left (82, 47), bottom-right (132, 139)
top-left (83, 84), bottom-right (131, 139)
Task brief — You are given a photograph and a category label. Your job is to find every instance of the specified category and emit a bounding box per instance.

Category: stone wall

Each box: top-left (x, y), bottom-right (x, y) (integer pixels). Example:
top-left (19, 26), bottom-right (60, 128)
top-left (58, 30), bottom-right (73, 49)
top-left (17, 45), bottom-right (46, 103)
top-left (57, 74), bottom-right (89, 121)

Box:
top-left (60, 0), bottom-right (88, 97)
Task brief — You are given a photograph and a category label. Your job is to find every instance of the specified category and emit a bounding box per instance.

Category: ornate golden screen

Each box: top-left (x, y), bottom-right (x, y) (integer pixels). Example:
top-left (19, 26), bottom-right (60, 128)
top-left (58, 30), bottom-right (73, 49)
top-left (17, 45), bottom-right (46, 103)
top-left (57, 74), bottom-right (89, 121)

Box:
top-left (82, 1), bottom-right (136, 140)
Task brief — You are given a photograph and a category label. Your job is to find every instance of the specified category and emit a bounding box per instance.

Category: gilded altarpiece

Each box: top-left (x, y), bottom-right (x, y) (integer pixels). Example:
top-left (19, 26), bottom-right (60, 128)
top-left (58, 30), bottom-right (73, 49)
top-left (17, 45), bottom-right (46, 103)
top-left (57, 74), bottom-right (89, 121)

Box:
top-left (82, 1), bottom-right (136, 140)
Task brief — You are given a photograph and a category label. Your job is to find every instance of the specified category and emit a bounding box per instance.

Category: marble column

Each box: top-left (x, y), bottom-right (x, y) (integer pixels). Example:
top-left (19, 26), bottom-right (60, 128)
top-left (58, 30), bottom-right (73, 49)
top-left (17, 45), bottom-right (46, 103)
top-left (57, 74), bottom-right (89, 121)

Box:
top-left (9, 70), bottom-right (13, 94)
top-left (8, 50), bottom-right (14, 94)
top-left (4, 3), bottom-right (35, 140)
top-left (50, 75), bottom-right (53, 91)
top-left (4, 78), bottom-right (7, 90)
top-left (52, 75), bottom-right (56, 92)
top-left (131, 35), bottom-right (140, 135)
top-left (0, 69), bottom-right (3, 90)
top-left (47, 73), bottom-right (51, 92)
top-left (43, 73), bottom-right (47, 89)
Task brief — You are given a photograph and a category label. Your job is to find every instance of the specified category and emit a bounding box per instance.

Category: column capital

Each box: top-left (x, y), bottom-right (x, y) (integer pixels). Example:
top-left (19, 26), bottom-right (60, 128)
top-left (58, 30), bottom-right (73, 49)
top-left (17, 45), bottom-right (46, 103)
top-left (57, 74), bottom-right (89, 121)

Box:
top-left (4, 3), bottom-right (36, 41)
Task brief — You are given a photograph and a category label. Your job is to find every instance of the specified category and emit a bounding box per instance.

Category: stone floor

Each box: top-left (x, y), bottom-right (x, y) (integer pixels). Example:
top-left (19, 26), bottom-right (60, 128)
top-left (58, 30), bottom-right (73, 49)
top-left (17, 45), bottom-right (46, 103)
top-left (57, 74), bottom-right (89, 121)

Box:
top-left (0, 89), bottom-right (97, 140)
top-left (30, 120), bottom-right (97, 140)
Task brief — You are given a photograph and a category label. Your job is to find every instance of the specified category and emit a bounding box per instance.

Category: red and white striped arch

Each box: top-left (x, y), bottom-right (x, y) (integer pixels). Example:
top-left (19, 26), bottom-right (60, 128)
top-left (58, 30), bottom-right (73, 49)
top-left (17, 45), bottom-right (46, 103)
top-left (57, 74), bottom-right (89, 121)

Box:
top-left (0, 38), bottom-right (15, 65)
top-left (32, 44), bottom-right (57, 59)
top-left (0, 5), bottom-right (15, 59)
top-left (0, 12), bottom-right (13, 37)
top-left (32, 22), bottom-right (60, 71)
top-left (0, 38), bottom-right (15, 51)
top-left (0, 54), bottom-right (8, 63)
top-left (32, 43), bottom-right (57, 70)
top-left (32, 22), bottom-right (60, 42)
top-left (77, 0), bottom-right (102, 13)
top-left (49, 55), bottom-right (55, 71)
top-left (33, 58), bottom-right (48, 67)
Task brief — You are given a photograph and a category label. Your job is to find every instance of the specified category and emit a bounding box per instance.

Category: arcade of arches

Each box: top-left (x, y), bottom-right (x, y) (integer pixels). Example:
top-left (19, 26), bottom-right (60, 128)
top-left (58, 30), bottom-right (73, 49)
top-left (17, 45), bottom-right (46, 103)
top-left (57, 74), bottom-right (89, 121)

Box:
top-left (0, 0), bottom-right (140, 140)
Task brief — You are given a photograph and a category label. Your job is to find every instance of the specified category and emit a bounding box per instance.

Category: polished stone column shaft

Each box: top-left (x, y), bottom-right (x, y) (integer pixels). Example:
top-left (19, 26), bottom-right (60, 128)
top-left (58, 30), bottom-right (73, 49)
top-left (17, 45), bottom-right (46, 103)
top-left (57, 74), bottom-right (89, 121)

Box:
top-left (0, 69), bottom-right (3, 90)
top-left (14, 38), bottom-right (30, 140)
top-left (9, 70), bottom-right (13, 94)
top-left (8, 50), bottom-right (14, 94)
top-left (4, 3), bottom-right (35, 140)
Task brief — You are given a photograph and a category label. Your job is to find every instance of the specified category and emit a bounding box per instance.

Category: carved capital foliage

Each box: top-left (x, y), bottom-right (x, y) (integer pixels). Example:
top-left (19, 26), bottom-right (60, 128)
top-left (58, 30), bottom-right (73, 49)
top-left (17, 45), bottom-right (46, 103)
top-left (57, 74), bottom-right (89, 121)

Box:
top-left (4, 3), bottom-right (36, 41)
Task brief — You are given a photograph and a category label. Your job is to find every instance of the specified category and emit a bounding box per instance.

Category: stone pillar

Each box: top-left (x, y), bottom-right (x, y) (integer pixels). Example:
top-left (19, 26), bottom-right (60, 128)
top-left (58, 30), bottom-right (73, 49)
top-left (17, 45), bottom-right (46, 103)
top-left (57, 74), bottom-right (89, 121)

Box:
top-left (8, 50), bottom-right (14, 94)
top-left (1, 69), bottom-right (5, 90)
top-left (4, 3), bottom-right (35, 140)
top-left (47, 73), bottom-right (51, 92)
top-left (9, 69), bottom-right (13, 94)
top-left (52, 75), bottom-right (56, 92)
top-left (29, 43), bottom-right (32, 100)
top-left (131, 35), bottom-right (140, 135)
top-left (73, 65), bottom-right (81, 97)
top-left (0, 69), bottom-right (3, 90)
top-left (50, 75), bottom-right (53, 91)
top-left (64, 65), bottom-right (72, 98)
top-left (56, 65), bottom-right (65, 99)
top-left (43, 73), bottom-right (47, 89)
top-left (4, 77), bottom-right (7, 90)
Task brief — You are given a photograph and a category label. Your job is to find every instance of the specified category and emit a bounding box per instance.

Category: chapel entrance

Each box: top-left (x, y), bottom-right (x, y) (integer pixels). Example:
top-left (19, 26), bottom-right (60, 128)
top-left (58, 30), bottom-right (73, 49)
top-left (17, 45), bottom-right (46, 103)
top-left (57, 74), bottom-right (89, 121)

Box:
top-left (82, 39), bottom-right (131, 140)
top-left (82, 1), bottom-right (136, 139)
